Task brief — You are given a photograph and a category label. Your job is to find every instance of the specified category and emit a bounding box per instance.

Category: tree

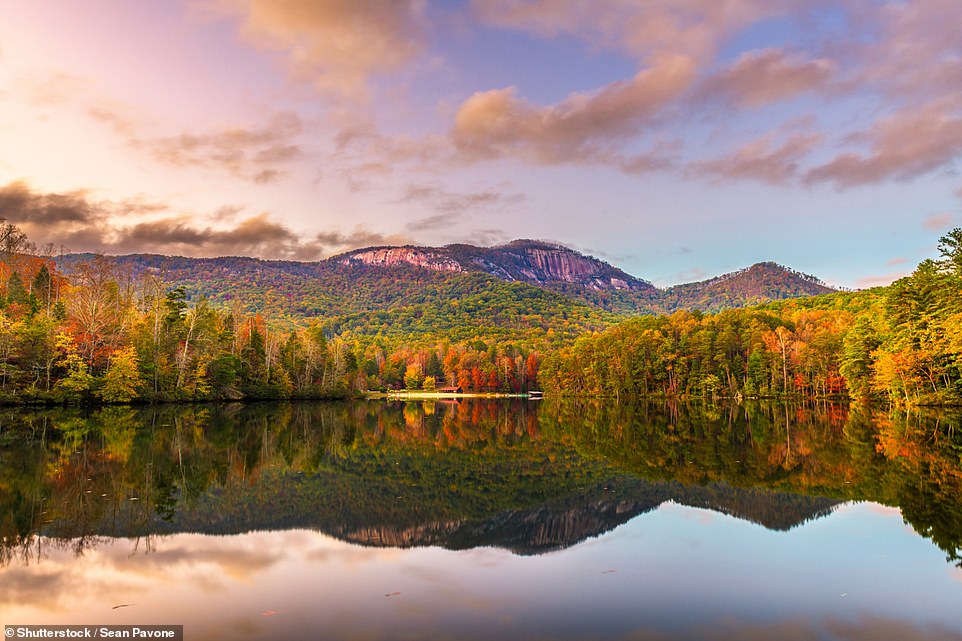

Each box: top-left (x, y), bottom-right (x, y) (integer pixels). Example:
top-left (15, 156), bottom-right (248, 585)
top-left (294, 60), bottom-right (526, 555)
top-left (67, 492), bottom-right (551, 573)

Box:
top-left (53, 332), bottom-right (94, 399)
top-left (6, 272), bottom-right (28, 306)
top-left (938, 228), bottom-right (962, 276)
top-left (840, 316), bottom-right (881, 400)
top-left (98, 346), bottom-right (144, 403)
top-left (0, 221), bottom-right (31, 258)
top-left (32, 264), bottom-right (53, 314)
top-left (67, 256), bottom-right (128, 368)
top-left (424, 350), bottom-right (443, 379)
top-left (404, 362), bottom-right (422, 390)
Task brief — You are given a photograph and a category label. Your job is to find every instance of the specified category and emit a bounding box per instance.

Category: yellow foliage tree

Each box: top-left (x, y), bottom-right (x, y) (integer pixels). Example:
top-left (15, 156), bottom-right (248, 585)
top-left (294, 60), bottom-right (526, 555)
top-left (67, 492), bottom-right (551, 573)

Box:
top-left (98, 346), bottom-right (144, 403)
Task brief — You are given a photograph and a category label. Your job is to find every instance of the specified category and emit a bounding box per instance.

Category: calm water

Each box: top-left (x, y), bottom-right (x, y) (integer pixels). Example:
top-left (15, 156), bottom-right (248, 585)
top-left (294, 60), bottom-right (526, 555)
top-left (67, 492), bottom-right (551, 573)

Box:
top-left (2, 400), bottom-right (961, 641)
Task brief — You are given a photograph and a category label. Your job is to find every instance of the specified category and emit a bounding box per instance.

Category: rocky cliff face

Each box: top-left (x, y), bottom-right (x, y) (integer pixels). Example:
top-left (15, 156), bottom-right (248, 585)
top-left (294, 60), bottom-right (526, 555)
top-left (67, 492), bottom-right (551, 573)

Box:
top-left (334, 240), bottom-right (654, 292)
top-left (333, 520), bottom-right (464, 547)
top-left (338, 247), bottom-right (463, 273)
top-left (509, 244), bottom-right (638, 289)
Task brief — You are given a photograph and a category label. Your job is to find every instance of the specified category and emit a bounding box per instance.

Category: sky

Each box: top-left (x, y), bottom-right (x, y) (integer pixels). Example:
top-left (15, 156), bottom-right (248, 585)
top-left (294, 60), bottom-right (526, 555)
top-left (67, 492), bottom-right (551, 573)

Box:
top-left (0, 0), bottom-right (960, 288)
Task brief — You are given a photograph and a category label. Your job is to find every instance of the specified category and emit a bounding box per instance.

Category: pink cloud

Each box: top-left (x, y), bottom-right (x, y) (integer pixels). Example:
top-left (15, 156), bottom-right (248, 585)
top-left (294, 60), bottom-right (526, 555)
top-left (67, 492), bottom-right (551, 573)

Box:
top-left (855, 272), bottom-right (910, 289)
top-left (451, 54), bottom-right (695, 165)
top-left (923, 212), bottom-right (955, 232)
top-left (804, 101), bottom-right (962, 188)
top-left (141, 112), bottom-right (304, 183)
top-left (200, 0), bottom-right (428, 99)
top-left (689, 131), bottom-right (820, 185)
top-left (470, 0), bottom-right (786, 63)
top-left (698, 48), bottom-right (835, 108)
top-left (847, 0), bottom-right (962, 99)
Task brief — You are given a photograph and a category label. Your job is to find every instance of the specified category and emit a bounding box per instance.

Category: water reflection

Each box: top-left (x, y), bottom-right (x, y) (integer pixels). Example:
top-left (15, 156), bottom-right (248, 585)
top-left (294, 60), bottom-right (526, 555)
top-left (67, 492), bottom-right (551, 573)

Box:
top-left (542, 398), bottom-right (962, 566)
top-left (2, 400), bottom-right (962, 564)
top-left (2, 400), bottom-right (962, 639)
top-left (2, 512), bottom-right (961, 641)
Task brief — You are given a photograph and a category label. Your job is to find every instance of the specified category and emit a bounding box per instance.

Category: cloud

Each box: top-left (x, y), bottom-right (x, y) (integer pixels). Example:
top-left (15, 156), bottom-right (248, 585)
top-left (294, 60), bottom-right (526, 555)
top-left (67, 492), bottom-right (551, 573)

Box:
top-left (253, 169), bottom-right (282, 184)
top-left (340, 161), bottom-right (393, 193)
top-left (698, 48), bottom-right (835, 108)
top-left (0, 181), bottom-right (388, 260)
top-left (804, 101), bottom-right (962, 188)
top-left (142, 112), bottom-right (303, 184)
top-left (822, 615), bottom-right (962, 641)
top-left (117, 213), bottom-right (296, 251)
top-left (846, 0), bottom-right (962, 100)
top-left (0, 568), bottom-right (66, 607)
top-left (449, 1), bottom-right (962, 190)
top-left (108, 214), bottom-right (388, 261)
top-left (334, 125), bottom-right (450, 190)
top-left (17, 71), bottom-right (91, 107)
top-left (462, 228), bottom-right (510, 247)
top-left (87, 105), bottom-right (138, 137)
top-left (209, 205), bottom-right (245, 222)
top-left (398, 183), bottom-right (526, 218)
top-left (470, 0), bottom-right (784, 63)
top-left (855, 271), bottom-right (909, 289)
top-left (0, 181), bottom-right (158, 252)
top-left (10, 68), bottom-right (304, 186)
top-left (923, 212), bottom-right (956, 232)
top-left (200, 0), bottom-right (429, 99)
top-left (311, 228), bottom-right (411, 254)
top-left (451, 54), bottom-right (695, 166)
top-left (405, 212), bottom-right (459, 233)
top-left (15, 70), bottom-right (144, 140)
top-left (674, 267), bottom-right (707, 283)
top-left (0, 181), bottom-right (97, 225)
top-left (689, 132), bottom-right (821, 185)
top-left (885, 257), bottom-right (908, 267)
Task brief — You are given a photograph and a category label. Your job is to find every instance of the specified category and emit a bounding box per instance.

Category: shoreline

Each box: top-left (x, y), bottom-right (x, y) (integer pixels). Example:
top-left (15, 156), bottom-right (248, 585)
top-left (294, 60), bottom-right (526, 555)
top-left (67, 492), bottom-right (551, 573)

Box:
top-left (366, 391), bottom-right (541, 400)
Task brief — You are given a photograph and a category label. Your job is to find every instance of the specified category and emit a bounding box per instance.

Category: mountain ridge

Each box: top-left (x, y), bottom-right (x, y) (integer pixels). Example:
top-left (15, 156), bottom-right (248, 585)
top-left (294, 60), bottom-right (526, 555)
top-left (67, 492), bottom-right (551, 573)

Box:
top-left (54, 240), bottom-right (837, 327)
top-left (335, 238), bottom-right (655, 293)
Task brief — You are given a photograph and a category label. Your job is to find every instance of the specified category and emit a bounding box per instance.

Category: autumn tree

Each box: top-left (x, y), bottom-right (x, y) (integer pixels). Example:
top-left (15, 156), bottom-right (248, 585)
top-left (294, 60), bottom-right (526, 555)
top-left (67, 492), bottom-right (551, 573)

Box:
top-left (98, 346), bottom-right (144, 403)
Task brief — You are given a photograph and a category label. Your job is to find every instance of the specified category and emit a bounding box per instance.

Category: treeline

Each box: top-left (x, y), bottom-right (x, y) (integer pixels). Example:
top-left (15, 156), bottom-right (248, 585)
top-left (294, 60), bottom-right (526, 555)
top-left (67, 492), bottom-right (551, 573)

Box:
top-left (5, 218), bottom-right (961, 405)
top-left (542, 229), bottom-right (962, 406)
top-left (0, 224), bottom-right (542, 403)
top-left (357, 341), bottom-right (540, 393)
top-left (540, 305), bottom-right (855, 400)
top-left (0, 257), bottom-right (360, 403)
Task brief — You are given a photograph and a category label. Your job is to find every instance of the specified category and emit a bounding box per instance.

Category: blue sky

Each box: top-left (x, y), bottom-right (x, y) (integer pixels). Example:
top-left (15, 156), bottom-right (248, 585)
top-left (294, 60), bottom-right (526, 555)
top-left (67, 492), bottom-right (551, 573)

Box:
top-left (1, 0), bottom-right (960, 288)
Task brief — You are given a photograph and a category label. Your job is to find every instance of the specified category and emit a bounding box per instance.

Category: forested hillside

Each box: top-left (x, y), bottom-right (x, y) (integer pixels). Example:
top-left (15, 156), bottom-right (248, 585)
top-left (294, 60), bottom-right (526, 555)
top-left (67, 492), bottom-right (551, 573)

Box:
top-left (3, 220), bottom-right (960, 405)
top-left (56, 241), bottom-right (836, 321)
top-left (542, 229), bottom-right (962, 405)
top-left (660, 262), bottom-right (835, 312)
top-left (0, 225), bottom-right (560, 402)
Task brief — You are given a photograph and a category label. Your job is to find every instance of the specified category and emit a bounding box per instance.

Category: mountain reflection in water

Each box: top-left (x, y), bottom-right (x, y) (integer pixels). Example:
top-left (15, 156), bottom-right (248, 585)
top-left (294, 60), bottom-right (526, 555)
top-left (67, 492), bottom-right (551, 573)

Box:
top-left (2, 400), bottom-right (961, 559)
top-left (1, 399), bottom-right (961, 640)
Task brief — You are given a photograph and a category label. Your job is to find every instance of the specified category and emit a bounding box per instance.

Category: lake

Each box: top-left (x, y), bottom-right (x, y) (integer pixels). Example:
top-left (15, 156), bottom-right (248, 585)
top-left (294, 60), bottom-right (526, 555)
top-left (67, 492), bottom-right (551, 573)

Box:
top-left (2, 400), bottom-right (961, 641)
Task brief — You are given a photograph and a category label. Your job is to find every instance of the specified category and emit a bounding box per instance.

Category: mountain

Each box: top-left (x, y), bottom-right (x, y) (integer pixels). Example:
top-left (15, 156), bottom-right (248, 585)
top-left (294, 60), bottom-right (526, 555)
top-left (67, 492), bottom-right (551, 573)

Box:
top-left (336, 239), bottom-right (655, 293)
top-left (44, 471), bottom-right (840, 556)
top-left (55, 242), bottom-right (836, 338)
top-left (661, 261), bottom-right (835, 312)
top-left (56, 251), bottom-right (617, 343)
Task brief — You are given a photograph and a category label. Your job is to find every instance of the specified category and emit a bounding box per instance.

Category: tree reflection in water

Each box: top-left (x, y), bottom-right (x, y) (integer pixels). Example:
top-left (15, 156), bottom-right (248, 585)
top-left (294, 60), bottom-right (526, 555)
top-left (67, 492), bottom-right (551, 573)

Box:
top-left (1, 399), bottom-right (960, 566)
